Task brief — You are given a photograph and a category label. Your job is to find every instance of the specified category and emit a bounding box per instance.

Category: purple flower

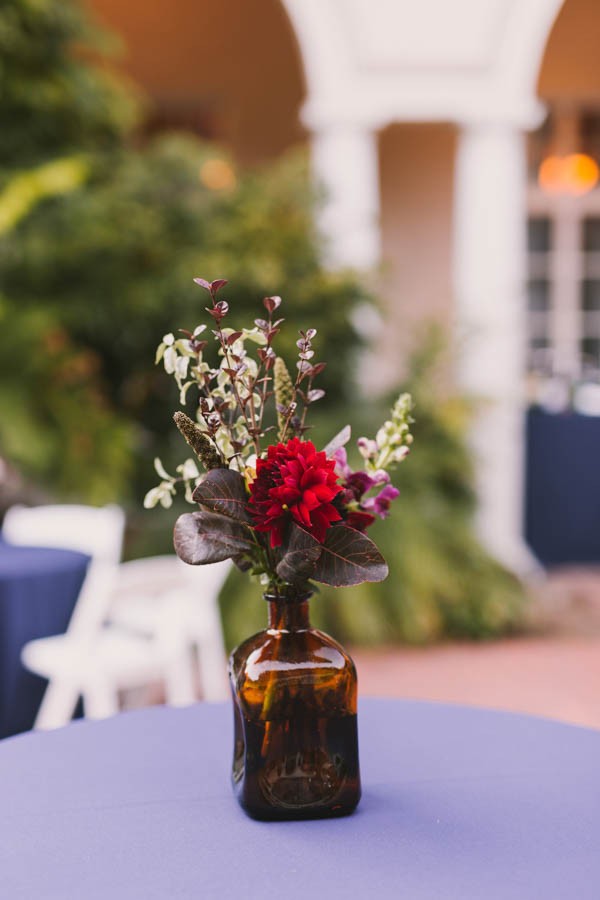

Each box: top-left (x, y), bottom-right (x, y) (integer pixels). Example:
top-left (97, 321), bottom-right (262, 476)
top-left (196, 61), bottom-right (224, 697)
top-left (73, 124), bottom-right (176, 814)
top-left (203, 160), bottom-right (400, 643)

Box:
top-left (333, 447), bottom-right (353, 480)
top-left (362, 484), bottom-right (400, 519)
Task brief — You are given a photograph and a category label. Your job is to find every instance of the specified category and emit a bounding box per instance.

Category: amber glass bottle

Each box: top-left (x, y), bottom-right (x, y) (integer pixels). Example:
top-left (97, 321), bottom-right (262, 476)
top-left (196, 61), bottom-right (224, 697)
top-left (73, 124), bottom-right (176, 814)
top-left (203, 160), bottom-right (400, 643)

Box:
top-left (228, 590), bottom-right (361, 820)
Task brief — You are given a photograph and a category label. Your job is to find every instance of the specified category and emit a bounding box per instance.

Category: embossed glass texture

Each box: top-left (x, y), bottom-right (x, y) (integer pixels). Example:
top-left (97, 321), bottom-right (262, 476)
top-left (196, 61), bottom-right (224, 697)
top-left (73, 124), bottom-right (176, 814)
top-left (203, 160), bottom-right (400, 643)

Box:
top-left (229, 594), bottom-right (361, 820)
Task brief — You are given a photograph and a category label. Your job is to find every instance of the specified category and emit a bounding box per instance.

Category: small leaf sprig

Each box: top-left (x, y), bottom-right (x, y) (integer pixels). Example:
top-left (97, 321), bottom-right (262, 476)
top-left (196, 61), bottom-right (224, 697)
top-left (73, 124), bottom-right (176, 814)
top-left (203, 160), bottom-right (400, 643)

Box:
top-left (148, 278), bottom-right (329, 500)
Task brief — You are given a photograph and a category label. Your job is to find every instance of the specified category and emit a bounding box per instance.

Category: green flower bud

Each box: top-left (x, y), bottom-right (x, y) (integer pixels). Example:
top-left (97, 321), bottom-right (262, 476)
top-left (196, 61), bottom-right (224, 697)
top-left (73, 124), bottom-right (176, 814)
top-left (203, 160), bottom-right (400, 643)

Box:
top-left (173, 411), bottom-right (224, 470)
top-left (274, 357), bottom-right (295, 440)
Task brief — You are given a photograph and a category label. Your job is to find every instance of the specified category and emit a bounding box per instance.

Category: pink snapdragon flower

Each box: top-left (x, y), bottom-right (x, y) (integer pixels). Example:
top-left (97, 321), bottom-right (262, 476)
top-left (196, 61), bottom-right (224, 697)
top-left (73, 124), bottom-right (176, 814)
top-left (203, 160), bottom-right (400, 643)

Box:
top-left (333, 447), bottom-right (400, 532)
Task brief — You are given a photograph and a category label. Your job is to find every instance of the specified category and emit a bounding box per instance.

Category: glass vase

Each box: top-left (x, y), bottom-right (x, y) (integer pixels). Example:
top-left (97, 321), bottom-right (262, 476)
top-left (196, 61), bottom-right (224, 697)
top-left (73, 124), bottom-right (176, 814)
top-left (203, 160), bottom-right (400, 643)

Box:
top-left (228, 590), bottom-right (361, 821)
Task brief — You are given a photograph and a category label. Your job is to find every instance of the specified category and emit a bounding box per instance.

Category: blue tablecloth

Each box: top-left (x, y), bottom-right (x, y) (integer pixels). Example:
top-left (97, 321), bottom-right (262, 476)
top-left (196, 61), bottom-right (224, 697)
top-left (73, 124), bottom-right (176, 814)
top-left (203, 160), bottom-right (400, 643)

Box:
top-left (0, 698), bottom-right (598, 899)
top-left (526, 407), bottom-right (600, 565)
top-left (0, 539), bottom-right (89, 738)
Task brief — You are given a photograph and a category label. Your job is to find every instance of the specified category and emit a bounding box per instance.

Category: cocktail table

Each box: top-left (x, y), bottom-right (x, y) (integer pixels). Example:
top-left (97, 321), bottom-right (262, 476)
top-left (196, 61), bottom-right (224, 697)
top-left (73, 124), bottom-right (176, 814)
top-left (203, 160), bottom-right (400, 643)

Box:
top-left (1, 698), bottom-right (598, 898)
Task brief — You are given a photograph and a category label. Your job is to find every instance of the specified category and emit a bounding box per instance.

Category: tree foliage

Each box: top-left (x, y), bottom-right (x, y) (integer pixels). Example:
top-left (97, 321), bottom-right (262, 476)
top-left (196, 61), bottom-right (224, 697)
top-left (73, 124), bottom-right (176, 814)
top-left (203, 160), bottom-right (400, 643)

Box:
top-left (0, 1), bottom-right (369, 502)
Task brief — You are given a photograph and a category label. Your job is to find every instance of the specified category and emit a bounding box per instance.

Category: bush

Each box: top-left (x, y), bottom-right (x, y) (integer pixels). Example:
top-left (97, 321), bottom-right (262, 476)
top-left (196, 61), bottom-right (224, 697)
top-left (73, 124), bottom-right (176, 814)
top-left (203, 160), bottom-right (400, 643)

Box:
top-left (0, 138), bottom-right (370, 500)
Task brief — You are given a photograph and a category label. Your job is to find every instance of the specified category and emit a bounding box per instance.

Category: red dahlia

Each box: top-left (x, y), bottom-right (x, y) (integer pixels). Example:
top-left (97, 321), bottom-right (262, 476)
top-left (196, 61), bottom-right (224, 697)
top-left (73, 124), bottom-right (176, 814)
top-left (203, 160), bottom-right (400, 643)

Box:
top-left (248, 437), bottom-right (342, 547)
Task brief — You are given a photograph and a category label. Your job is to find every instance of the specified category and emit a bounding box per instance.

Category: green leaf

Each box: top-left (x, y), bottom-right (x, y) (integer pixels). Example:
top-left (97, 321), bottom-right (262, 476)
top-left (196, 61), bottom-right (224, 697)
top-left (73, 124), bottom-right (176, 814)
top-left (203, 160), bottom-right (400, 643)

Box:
top-left (174, 511), bottom-right (253, 565)
top-left (276, 524), bottom-right (322, 585)
top-left (311, 524), bottom-right (388, 587)
top-left (192, 468), bottom-right (252, 523)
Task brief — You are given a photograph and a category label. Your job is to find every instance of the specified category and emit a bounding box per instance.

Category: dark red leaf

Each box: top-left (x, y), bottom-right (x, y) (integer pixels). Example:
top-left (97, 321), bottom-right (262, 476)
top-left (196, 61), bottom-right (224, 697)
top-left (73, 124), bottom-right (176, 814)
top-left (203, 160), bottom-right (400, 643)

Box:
top-left (276, 524), bottom-right (322, 585)
top-left (192, 468), bottom-right (252, 523)
top-left (210, 279), bottom-right (229, 294)
top-left (311, 524), bottom-right (388, 586)
top-left (174, 511), bottom-right (253, 565)
top-left (263, 295), bottom-right (282, 313)
top-left (227, 331), bottom-right (243, 345)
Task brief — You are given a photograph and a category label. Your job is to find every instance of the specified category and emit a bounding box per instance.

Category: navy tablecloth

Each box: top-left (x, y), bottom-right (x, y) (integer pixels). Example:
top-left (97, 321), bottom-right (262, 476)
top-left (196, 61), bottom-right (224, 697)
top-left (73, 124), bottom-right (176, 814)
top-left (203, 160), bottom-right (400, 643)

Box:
top-left (1, 698), bottom-right (598, 899)
top-left (0, 539), bottom-right (89, 738)
top-left (526, 408), bottom-right (600, 565)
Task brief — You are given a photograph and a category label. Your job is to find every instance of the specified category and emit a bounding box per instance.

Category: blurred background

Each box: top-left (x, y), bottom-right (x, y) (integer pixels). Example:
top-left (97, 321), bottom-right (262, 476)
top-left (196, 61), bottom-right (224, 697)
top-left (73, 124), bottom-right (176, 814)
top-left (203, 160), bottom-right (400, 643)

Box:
top-left (1, 0), bottom-right (600, 737)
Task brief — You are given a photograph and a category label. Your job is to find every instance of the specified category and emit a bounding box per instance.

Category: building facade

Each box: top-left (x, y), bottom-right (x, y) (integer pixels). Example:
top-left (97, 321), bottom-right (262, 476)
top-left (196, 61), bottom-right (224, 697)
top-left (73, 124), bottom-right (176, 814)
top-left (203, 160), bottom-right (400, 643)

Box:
top-left (92, 0), bottom-right (599, 573)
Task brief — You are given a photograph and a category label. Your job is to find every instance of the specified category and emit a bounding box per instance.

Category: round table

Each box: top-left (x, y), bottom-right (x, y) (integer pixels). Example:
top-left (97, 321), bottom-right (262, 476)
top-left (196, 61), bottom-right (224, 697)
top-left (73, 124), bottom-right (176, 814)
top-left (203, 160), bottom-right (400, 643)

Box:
top-left (1, 699), bottom-right (598, 899)
top-left (0, 540), bottom-right (89, 737)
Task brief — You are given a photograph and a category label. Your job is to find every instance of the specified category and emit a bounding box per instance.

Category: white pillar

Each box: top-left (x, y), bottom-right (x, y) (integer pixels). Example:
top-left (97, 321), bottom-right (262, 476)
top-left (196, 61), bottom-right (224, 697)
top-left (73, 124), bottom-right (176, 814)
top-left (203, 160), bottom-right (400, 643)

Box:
top-left (453, 123), bottom-right (538, 574)
top-left (310, 125), bottom-right (380, 269)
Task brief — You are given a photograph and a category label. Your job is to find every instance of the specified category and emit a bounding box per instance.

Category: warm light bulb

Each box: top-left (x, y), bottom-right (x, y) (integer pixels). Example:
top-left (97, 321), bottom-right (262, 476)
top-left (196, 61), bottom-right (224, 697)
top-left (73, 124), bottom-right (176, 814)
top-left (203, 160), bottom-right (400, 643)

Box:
top-left (199, 159), bottom-right (237, 191)
top-left (564, 153), bottom-right (599, 196)
top-left (538, 153), bottom-right (599, 196)
top-left (538, 155), bottom-right (564, 194)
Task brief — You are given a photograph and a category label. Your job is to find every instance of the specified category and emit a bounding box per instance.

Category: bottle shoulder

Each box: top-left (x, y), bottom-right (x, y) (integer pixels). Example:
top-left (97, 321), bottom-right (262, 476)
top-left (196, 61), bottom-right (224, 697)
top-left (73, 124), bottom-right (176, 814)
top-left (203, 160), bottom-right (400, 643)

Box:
top-left (230, 627), bottom-right (355, 677)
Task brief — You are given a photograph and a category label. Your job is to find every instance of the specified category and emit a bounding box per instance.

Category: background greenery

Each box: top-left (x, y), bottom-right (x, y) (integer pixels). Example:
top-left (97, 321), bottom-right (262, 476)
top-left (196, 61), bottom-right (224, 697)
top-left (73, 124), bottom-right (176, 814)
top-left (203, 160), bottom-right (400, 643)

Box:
top-left (0, 0), bottom-right (525, 643)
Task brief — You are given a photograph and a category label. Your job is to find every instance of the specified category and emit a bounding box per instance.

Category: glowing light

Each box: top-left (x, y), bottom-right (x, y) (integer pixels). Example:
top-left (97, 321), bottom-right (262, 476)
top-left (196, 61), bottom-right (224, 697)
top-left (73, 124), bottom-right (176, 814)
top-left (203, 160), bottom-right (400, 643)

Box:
top-left (199, 159), bottom-right (236, 191)
top-left (538, 153), bottom-right (599, 196)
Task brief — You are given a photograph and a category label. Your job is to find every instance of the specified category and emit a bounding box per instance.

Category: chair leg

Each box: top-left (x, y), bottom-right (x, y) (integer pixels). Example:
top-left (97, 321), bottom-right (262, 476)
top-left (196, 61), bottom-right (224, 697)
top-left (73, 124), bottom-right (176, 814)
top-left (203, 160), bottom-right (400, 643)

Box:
top-left (34, 682), bottom-right (80, 731)
top-left (164, 649), bottom-right (197, 707)
top-left (197, 636), bottom-right (229, 702)
top-left (82, 679), bottom-right (120, 720)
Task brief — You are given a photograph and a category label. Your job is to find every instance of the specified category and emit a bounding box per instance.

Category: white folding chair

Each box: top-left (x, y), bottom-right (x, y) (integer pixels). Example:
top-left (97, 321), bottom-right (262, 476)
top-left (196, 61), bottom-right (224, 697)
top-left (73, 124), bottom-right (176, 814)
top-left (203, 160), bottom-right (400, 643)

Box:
top-left (3, 503), bottom-right (126, 729)
top-left (108, 556), bottom-right (231, 704)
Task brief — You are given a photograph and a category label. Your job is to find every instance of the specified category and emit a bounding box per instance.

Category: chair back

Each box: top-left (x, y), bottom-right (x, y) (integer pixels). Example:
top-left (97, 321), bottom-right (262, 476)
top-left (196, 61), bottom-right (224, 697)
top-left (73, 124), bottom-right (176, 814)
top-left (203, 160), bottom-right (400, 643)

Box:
top-left (3, 504), bottom-right (126, 637)
top-left (109, 555), bottom-right (230, 606)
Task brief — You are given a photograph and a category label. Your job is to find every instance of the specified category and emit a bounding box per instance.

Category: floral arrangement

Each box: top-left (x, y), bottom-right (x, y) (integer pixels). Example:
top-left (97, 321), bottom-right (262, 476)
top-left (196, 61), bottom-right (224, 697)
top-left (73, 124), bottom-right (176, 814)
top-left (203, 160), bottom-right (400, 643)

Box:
top-left (145, 278), bottom-right (413, 594)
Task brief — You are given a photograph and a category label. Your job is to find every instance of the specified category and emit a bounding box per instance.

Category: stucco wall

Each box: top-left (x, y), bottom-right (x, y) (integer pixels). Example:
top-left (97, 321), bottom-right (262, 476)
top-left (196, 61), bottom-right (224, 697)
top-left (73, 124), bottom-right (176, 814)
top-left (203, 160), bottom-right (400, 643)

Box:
top-left (92, 0), bottom-right (306, 164)
top-left (538, 0), bottom-right (600, 100)
top-left (378, 124), bottom-right (456, 381)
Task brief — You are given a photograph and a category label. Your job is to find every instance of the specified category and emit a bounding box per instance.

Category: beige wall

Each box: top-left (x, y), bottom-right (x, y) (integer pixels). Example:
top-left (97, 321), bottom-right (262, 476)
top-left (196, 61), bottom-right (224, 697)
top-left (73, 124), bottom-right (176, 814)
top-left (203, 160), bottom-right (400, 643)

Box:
top-left (378, 124), bottom-right (456, 380)
top-left (92, 0), bottom-right (306, 164)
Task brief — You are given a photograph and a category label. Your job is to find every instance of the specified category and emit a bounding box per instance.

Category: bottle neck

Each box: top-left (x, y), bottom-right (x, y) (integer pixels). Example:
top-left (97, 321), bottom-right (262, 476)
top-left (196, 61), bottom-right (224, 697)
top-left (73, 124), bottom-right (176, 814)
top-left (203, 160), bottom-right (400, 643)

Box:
top-left (266, 593), bottom-right (312, 631)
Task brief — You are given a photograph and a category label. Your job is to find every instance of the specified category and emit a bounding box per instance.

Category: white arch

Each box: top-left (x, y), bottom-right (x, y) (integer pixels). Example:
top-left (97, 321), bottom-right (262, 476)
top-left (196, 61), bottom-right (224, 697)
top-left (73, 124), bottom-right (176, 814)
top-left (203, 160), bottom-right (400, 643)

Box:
top-left (494, 0), bottom-right (566, 114)
top-left (281, 0), bottom-right (568, 131)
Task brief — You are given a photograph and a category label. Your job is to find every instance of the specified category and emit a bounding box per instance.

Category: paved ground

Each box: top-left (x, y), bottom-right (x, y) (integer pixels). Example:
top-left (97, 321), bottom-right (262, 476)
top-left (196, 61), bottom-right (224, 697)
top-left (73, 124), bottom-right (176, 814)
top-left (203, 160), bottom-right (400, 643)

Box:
top-left (352, 635), bottom-right (600, 730)
top-left (352, 567), bottom-right (600, 731)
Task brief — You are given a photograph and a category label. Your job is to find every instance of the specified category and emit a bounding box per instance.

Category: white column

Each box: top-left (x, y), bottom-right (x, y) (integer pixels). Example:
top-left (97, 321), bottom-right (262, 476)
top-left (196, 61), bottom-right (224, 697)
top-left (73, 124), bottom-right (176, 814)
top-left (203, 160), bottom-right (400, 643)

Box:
top-left (310, 125), bottom-right (380, 269)
top-left (453, 123), bottom-right (538, 574)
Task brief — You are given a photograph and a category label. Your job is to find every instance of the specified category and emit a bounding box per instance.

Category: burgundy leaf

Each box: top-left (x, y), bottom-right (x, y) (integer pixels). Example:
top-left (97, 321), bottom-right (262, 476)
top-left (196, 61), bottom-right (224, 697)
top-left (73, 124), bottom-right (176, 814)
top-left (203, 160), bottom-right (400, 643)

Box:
top-left (227, 331), bottom-right (243, 345)
top-left (311, 524), bottom-right (388, 587)
top-left (192, 468), bottom-right (252, 522)
top-left (311, 362), bottom-right (327, 376)
top-left (210, 279), bottom-right (228, 294)
top-left (263, 295), bottom-right (282, 313)
top-left (174, 511), bottom-right (253, 565)
top-left (276, 524), bottom-right (322, 585)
